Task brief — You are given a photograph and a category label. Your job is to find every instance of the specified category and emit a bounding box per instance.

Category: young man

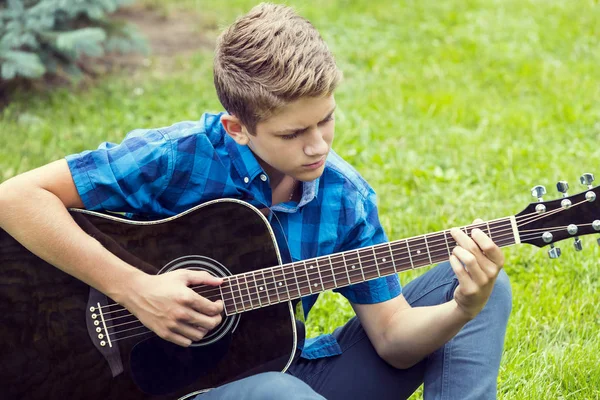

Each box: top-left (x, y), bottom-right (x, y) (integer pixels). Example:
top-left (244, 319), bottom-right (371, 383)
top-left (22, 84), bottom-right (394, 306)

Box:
top-left (0, 3), bottom-right (511, 399)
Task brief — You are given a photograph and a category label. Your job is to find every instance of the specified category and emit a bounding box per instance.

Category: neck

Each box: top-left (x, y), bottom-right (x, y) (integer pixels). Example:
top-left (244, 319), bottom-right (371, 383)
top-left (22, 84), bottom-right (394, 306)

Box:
top-left (213, 216), bottom-right (520, 316)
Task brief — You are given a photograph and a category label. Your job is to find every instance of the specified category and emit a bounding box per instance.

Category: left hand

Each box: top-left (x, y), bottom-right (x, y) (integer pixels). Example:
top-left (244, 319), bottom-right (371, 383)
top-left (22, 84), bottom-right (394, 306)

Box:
top-left (449, 218), bottom-right (505, 320)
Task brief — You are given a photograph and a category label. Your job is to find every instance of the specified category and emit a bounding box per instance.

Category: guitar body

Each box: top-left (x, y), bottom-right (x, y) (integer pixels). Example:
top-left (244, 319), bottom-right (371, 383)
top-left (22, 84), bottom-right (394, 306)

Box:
top-left (0, 199), bottom-right (302, 400)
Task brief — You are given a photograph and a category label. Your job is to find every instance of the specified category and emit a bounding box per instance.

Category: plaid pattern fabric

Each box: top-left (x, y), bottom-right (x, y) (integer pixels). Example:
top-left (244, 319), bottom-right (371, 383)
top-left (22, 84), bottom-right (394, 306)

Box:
top-left (66, 112), bottom-right (402, 359)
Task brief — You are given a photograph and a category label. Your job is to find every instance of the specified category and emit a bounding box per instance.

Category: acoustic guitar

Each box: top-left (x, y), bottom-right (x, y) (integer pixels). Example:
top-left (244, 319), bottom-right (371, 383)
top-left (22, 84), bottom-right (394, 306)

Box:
top-left (1, 176), bottom-right (598, 399)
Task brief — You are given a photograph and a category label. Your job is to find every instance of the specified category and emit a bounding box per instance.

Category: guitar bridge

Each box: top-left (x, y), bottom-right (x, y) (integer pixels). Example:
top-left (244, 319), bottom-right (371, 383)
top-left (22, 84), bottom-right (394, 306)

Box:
top-left (86, 287), bottom-right (124, 377)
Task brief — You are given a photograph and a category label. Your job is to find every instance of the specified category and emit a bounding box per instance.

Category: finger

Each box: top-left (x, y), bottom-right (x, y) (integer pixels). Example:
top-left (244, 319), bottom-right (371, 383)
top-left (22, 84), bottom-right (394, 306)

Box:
top-left (179, 289), bottom-right (224, 316)
top-left (185, 292), bottom-right (223, 316)
top-left (177, 309), bottom-right (223, 331)
top-left (163, 331), bottom-right (193, 347)
top-left (172, 322), bottom-right (210, 343)
top-left (451, 227), bottom-right (485, 262)
top-left (470, 229), bottom-right (505, 271)
top-left (453, 246), bottom-right (489, 287)
top-left (182, 270), bottom-right (224, 286)
top-left (449, 254), bottom-right (476, 292)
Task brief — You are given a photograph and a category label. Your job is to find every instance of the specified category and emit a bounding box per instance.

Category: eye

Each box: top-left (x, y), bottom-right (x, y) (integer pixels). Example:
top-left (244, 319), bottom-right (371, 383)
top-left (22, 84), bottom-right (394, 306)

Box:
top-left (319, 115), bottom-right (334, 125)
top-left (281, 132), bottom-right (299, 140)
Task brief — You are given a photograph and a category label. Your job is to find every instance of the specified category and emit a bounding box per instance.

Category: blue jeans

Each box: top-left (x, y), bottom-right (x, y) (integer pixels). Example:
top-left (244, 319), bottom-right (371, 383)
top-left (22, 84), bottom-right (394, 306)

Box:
top-left (196, 261), bottom-right (512, 400)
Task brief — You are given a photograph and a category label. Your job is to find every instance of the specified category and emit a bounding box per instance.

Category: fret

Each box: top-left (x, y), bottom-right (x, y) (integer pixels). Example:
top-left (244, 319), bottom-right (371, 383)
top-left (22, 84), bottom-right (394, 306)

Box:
top-left (486, 221), bottom-right (492, 240)
top-left (407, 236), bottom-right (431, 267)
top-left (273, 266), bottom-right (290, 303)
top-left (341, 252), bottom-right (353, 285)
top-left (423, 234), bottom-right (433, 265)
top-left (357, 250), bottom-right (366, 281)
top-left (332, 253), bottom-right (350, 287)
top-left (219, 280), bottom-right (234, 316)
top-left (294, 261), bottom-right (311, 297)
top-left (303, 260), bottom-right (315, 294)
top-left (429, 233), bottom-right (452, 265)
top-left (314, 258), bottom-right (327, 290)
top-left (371, 247), bottom-right (381, 277)
top-left (290, 262), bottom-right (303, 299)
top-left (234, 275), bottom-right (250, 312)
top-left (320, 256), bottom-right (337, 290)
top-left (328, 255), bottom-right (337, 288)
top-left (253, 271), bottom-right (264, 307)
top-left (354, 248), bottom-right (376, 281)
top-left (343, 251), bottom-right (364, 284)
top-left (262, 268), bottom-right (278, 305)
top-left (489, 219), bottom-right (513, 246)
top-left (405, 240), bottom-right (415, 269)
top-left (443, 230), bottom-right (452, 258)
top-left (387, 242), bottom-right (398, 272)
top-left (240, 273), bottom-right (258, 310)
top-left (373, 244), bottom-right (395, 276)
top-left (307, 259), bottom-right (325, 292)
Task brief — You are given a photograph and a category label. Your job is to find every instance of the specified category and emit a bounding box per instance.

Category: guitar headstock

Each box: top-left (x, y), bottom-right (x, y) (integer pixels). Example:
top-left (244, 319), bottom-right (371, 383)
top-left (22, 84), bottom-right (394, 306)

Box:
top-left (516, 173), bottom-right (600, 257)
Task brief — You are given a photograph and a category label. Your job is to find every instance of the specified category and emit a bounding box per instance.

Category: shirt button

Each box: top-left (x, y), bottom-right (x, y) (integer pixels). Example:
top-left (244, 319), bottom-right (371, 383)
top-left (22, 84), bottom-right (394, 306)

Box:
top-left (244, 177), bottom-right (249, 183)
top-left (260, 174), bottom-right (267, 182)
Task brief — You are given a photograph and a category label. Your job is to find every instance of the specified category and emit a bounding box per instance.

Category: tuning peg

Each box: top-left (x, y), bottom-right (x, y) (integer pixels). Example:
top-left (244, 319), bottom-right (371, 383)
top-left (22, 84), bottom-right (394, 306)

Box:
top-left (580, 173), bottom-right (595, 189)
top-left (556, 181), bottom-right (569, 197)
top-left (548, 244), bottom-right (561, 259)
top-left (531, 185), bottom-right (546, 201)
top-left (573, 238), bottom-right (583, 251)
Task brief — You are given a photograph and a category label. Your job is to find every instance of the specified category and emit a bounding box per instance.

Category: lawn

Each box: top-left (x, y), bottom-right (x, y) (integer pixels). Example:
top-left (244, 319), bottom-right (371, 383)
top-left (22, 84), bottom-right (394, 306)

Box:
top-left (2, 0), bottom-right (600, 398)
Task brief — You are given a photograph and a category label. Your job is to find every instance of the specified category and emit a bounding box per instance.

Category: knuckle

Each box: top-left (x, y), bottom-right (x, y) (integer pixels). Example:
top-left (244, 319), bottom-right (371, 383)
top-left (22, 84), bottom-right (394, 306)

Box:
top-left (174, 310), bottom-right (188, 321)
top-left (165, 320), bottom-right (178, 330)
top-left (464, 253), bottom-right (476, 264)
top-left (481, 243), bottom-right (496, 254)
top-left (178, 293), bottom-right (194, 305)
top-left (192, 331), bottom-right (205, 341)
top-left (466, 243), bottom-right (479, 254)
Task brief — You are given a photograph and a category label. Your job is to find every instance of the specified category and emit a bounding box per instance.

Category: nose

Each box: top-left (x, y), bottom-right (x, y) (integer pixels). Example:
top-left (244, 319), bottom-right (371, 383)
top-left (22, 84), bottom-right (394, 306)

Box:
top-left (304, 128), bottom-right (329, 157)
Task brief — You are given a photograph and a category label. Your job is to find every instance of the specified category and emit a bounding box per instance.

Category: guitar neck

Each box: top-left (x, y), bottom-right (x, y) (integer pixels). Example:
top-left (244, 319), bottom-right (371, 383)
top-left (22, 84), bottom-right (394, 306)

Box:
top-left (217, 216), bottom-right (520, 315)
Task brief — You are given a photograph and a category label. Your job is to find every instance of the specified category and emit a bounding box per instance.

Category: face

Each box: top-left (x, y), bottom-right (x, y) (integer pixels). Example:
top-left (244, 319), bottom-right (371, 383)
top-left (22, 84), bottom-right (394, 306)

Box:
top-left (224, 95), bottom-right (336, 183)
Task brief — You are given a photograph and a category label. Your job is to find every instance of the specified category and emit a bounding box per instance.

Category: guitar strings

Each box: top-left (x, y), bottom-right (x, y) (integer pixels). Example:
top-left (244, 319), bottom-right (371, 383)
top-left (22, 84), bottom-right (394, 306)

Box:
top-left (100, 199), bottom-right (594, 340)
top-left (104, 221), bottom-right (588, 343)
top-left (101, 208), bottom-right (564, 317)
top-left (106, 223), bottom-right (580, 343)
top-left (99, 216), bottom-right (558, 321)
top-left (95, 206), bottom-right (550, 315)
top-left (99, 218), bottom-right (547, 323)
top-left (101, 223), bottom-right (565, 337)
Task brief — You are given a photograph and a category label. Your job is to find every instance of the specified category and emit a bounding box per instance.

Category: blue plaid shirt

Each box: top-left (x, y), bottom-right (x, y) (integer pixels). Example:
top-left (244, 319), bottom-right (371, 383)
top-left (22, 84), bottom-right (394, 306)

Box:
top-left (66, 112), bottom-right (402, 359)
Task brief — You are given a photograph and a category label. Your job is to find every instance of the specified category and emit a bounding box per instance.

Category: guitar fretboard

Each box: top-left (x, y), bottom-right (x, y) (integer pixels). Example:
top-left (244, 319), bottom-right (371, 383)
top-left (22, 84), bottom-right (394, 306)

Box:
top-left (214, 217), bottom-right (518, 315)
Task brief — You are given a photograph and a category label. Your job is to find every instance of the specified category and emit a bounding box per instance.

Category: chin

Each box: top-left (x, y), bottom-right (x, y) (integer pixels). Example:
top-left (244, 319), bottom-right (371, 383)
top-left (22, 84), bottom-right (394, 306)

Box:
top-left (295, 167), bottom-right (325, 182)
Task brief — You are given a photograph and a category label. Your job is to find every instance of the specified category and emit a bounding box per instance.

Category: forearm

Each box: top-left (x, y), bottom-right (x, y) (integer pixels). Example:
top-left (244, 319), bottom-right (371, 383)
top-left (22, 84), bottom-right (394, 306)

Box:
top-left (379, 300), bottom-right (472, 369)
top-left (0, 182), bottom-right (143, 301)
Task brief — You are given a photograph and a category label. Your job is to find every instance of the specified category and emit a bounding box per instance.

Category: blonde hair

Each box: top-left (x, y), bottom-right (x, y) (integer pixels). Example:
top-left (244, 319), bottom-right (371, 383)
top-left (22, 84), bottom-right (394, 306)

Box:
top-left (214, 3), bottom-right (342, 134)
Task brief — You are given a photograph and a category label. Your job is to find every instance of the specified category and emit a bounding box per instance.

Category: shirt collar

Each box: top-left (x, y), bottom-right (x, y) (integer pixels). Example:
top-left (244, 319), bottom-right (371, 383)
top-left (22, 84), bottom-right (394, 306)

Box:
top-left (224, 128), bottom-right (264, 184)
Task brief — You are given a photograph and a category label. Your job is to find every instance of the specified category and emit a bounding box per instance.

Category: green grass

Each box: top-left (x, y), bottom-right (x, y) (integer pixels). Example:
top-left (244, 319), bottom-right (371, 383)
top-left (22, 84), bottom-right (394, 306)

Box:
top-left (2, 0), bottom-right (600, 398)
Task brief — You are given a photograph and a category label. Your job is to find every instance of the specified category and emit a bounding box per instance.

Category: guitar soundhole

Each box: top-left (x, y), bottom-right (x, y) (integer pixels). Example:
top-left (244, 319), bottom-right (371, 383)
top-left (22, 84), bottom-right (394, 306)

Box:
top-left (160, 255), bottom-right (240, 347)
top-left (128, 255), bottom-right (240, 396)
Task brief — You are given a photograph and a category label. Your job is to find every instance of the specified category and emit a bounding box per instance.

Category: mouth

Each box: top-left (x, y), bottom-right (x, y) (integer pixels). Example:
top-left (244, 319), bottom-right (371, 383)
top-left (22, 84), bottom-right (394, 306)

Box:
top-left (303, 158), bottom-right (325, 169)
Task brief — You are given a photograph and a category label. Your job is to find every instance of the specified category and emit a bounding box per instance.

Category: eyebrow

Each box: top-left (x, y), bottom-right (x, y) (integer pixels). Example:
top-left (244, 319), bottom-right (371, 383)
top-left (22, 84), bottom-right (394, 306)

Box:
top-left (273, 105), bottom-right (337, 136)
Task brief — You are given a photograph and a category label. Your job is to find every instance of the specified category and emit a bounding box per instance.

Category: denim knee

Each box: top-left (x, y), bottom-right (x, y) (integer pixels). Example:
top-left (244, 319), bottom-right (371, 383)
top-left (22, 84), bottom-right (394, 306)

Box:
top-left (249, 372), bottom-right (323, 400)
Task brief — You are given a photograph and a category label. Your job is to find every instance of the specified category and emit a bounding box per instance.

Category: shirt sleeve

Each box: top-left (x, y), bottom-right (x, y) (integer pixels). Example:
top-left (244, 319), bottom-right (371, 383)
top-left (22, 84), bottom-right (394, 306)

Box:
top-left (333, 186), bottom-right (402, 304)
top-left (65, 129), bottom-right (173, 215)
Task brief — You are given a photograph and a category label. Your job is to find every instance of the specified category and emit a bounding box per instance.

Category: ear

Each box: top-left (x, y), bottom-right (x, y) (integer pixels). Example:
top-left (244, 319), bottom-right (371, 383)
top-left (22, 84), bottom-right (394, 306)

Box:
top-left (221, 114), bottom-right (250, 146)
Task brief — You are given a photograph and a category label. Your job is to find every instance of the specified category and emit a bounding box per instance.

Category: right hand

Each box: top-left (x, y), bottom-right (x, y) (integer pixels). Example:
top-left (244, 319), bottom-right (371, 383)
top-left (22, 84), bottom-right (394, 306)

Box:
top-left (120, 269), bottom-right (224, 347)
